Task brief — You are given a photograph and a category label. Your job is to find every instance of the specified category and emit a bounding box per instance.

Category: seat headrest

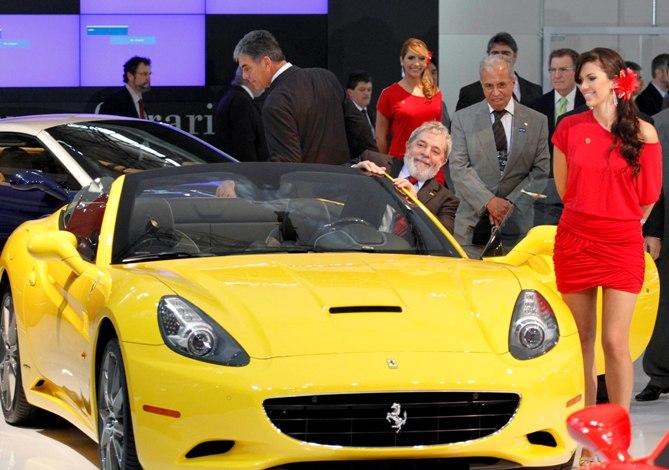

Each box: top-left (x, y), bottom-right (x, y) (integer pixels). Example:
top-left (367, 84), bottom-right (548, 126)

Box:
top-left (283, 198), bottom-right (332, 243)
top-left (127, 198), bottom-right (175, 246)
top-left (0, 147), bottom-right (30, 169)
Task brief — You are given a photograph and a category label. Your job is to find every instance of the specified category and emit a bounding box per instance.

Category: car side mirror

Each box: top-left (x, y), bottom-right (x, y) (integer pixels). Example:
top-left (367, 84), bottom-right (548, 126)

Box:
top-left (28, 230), bottom-right (89, 276)
top-left (567, 404), bottom-right (632, 463)
top-left (8, 170), bottom-right (70, 202)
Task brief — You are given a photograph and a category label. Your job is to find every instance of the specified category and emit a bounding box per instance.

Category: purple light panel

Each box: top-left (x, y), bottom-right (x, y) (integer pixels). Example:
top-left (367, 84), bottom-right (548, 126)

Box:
top-left (81, 0), bottom-right (205, 14)
top-left (205, 0), bottom-right (327, 14)
top-left (80, 15), bottom-right (205, 86)
top-left (0, 15), bottom-right (79, 87)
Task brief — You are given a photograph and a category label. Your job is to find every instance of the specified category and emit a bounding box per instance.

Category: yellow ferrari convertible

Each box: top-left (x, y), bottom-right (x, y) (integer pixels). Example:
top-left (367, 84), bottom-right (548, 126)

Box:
top-left (0, 163), bottom-right (658, 469)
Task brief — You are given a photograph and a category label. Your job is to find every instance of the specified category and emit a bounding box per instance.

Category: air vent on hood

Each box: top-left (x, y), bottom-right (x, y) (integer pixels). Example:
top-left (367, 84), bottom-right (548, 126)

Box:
top-left (329, 306), bottom-right (402, 314)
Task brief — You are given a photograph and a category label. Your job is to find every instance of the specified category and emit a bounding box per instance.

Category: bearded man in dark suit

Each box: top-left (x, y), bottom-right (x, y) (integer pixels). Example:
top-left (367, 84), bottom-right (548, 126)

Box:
top-left (234, 30), bottom-right (368, 165)
top-left (456, 32), bottom-right (542, 112)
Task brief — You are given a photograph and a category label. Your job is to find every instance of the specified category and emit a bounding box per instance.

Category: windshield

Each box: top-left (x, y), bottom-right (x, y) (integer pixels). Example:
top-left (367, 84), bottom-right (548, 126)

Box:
top-left (46, 120), bottom-right (232, 178)
top-left (112, 163), bottom-right (461, 263)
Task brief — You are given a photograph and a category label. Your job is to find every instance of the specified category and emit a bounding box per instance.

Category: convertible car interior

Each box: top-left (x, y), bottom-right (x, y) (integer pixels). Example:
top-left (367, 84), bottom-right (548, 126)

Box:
top-left (110, 165), bottom-right (459, 263)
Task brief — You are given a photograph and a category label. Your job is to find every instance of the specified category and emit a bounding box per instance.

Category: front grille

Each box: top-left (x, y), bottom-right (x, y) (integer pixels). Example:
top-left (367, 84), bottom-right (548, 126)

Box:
top-left (263, 392), bottom-right (519, 447)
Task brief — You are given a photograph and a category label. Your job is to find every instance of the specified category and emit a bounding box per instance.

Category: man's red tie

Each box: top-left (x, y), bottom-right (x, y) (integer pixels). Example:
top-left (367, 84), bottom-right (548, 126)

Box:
top-left (407, 176), bottom-right (418, 185)
top-left (138, 98), bottom-right (145, 119)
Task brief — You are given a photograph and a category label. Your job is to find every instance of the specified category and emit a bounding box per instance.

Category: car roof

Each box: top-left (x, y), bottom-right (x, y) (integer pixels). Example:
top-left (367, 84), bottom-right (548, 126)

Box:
top-left (0, 114), bottom-right (143, 135)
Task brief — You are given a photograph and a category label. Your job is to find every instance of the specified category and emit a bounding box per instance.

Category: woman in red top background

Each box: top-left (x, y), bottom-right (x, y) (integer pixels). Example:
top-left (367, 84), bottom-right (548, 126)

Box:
top-left (375, 38), bottom-right (442, 160)
top-left (552, 48), bottom-right (661, 421)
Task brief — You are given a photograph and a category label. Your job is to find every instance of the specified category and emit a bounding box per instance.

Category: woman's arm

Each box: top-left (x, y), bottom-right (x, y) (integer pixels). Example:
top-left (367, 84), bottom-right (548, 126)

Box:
top-left (553, 146), bottom-right (568, 200)
top-left (375, 112), bottom-right (391, 154)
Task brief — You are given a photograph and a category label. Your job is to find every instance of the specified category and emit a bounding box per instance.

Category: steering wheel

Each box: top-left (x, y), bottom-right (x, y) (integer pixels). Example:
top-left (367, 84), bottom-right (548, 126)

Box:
top-left (124, 228), bottom-right (200, 256)
top-left (313, 217), bottom-right (375, 240)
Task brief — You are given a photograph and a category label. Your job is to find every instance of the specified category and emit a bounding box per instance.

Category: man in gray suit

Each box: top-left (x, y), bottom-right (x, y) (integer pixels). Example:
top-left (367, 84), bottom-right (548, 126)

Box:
top-left (449, 55), bottom-right (549, 256)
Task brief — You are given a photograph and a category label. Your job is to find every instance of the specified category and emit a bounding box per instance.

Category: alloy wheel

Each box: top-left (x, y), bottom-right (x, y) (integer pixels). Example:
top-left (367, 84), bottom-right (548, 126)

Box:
top-left (0, 293), bottom-right (18, 413)
top-left (99, 348), bottom-right (125, 470)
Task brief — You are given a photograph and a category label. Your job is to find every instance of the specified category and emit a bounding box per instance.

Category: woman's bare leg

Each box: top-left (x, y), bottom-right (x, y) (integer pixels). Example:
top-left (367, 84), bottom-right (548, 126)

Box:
top-left (562, 288), bottom-right (599, 406)
top-left (601, 287), bottom-right (637, 409)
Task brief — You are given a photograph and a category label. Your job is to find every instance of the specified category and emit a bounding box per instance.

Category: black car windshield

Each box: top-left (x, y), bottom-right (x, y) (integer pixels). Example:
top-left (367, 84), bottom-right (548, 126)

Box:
top-left (46, 120), bottom-right (232, 178)
top-left (112, 163), bottom-right (461, 263)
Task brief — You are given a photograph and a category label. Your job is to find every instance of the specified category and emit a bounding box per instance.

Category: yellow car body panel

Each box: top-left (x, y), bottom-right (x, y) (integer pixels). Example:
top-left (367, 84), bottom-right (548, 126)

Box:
top-left (488, 225), bottom-right (660, 371)
top-left (0, 167), bottom-right (657, 468)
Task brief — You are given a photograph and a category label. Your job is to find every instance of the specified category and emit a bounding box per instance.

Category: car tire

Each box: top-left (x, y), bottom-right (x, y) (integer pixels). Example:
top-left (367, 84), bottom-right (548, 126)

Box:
top-left (0, 286), bottom-right (38, 424)
top-left (97, 338), bottom-right (141, 470)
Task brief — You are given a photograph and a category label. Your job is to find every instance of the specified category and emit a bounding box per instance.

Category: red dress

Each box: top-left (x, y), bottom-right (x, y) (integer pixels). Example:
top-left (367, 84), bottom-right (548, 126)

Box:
top-left (376, 83), bottom-right (442, 158)
top-left (551, 110), bottom-right (662, 294)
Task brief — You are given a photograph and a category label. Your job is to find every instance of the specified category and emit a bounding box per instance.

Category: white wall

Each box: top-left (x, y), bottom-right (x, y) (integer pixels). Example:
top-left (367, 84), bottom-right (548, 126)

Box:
top-left (439, 0), bottom-right (669, 113)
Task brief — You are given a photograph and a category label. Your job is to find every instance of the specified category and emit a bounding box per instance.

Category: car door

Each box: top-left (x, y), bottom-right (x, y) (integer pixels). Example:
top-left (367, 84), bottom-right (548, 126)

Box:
top-left (25, 180), bottom-right (110, 427)
top-left (0, 133), bottom-right (81, 248)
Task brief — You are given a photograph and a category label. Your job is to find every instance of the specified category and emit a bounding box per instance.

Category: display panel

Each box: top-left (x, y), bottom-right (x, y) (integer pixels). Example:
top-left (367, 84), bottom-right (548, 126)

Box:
top-left (0, 1), bottom-right (79, 14)
top-left (0, 15), bottom-right (79, 87)
top-left (81, 0), bottom-right (205, 15)
top-left (206, 0), bottom-right (327, 14)
top-left (81, 14), bottom-right (205, 86)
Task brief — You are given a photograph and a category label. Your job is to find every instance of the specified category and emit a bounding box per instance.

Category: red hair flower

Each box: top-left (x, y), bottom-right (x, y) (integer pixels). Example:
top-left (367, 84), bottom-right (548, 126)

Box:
top-left (612, 67), bottom-right (640, 102)
top-left (425, 51), bottom-right (432, 66)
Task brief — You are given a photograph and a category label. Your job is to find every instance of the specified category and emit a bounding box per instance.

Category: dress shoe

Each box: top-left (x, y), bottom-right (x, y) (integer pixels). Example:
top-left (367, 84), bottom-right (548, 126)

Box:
top-left (635, 383), bottom-right (669, 401)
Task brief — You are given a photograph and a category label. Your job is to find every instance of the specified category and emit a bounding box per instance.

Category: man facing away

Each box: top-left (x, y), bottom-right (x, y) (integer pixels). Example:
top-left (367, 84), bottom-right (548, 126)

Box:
top-left (233, 29), bottom-right (350, 164)
top-left (214, 66), bottom-right (268, 162)
top-left (99, 56), bottom-right (151, 119)
top-left (449, 55), bottom-right (549, 257)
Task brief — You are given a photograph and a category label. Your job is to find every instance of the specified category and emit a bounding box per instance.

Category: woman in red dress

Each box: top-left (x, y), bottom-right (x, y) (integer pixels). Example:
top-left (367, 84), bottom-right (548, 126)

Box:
top-left (552, 48), bottom-right (662, 418)
top-left (376, 38), bottom-right (442, 161)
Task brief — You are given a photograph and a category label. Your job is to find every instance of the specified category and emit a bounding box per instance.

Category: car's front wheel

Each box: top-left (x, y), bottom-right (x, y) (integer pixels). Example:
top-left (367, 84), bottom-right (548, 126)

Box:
top-left (97, 338), bottom-right (140, 470)
top-left (0, 286), bottom-right (37, 424)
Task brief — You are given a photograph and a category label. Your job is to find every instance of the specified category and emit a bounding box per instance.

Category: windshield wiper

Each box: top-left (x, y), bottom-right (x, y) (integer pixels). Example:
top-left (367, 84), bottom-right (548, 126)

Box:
top-left (122, 251), bottom-right (215, 263)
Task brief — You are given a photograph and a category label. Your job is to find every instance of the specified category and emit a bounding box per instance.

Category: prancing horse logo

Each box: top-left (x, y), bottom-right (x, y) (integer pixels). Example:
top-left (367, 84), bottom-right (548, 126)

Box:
top-left (385, 402), bottom-right (407, 433)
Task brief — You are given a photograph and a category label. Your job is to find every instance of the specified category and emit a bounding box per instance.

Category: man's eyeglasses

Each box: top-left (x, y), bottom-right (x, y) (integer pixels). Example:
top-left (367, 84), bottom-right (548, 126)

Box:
top-left (548, 67), bottom-right (575, 75)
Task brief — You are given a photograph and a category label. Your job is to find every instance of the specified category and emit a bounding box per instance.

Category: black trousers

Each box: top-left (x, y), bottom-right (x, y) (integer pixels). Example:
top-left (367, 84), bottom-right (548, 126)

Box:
top-left (642, 253), bottom-right (669, 388)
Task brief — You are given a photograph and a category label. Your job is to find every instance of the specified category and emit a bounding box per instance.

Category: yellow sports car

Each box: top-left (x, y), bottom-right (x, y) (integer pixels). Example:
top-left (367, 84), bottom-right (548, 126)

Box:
top-left (0, 163), bottom-right (658, 469)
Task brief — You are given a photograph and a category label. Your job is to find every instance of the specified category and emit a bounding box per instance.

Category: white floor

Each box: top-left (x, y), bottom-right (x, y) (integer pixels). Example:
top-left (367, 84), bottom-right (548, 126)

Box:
top-left (0, 359), bottom-right (667, 470)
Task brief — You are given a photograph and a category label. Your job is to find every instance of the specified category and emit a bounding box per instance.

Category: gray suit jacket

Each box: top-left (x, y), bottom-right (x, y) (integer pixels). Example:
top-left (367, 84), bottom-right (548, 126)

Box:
top-left (449, 100), bottom-right (549, 246)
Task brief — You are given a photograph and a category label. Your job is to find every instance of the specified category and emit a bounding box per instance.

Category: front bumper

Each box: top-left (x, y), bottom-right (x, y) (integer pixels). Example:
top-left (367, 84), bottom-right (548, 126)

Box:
top-left (122, 335), bottom-right (582, 469)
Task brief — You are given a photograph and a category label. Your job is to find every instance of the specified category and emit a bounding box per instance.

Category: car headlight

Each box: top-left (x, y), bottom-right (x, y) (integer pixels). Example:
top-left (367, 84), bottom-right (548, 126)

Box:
top-left (157, 296), bottom-right (249, 366)
top-left (508, 290), bottom-right (559, 360)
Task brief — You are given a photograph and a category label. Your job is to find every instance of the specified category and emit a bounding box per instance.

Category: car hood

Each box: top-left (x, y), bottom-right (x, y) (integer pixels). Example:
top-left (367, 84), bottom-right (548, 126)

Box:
top-left (138, 253), bottom-right (522, 358)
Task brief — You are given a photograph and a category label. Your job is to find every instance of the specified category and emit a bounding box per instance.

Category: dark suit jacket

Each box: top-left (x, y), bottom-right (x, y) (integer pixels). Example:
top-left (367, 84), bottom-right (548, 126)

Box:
top-left (99, 87), bottom-right (141, 118)
top-left (214, 85), bottom-right (268, 162)
top-left (360, 150), bottom-right (459, 234)
top-left (455, 74), bottom-right (543, 111)
top-left (263, 65), bottom-right (350, 164)
top-left (344, 98), bottom-right (378, 160)
top-left (530, 88), bottom-right (586, 139)
top-left (636, 83), bottom-right (664, 117)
